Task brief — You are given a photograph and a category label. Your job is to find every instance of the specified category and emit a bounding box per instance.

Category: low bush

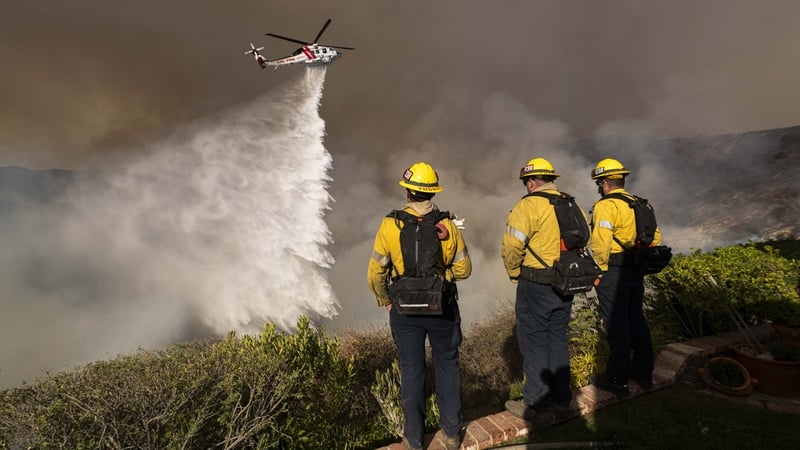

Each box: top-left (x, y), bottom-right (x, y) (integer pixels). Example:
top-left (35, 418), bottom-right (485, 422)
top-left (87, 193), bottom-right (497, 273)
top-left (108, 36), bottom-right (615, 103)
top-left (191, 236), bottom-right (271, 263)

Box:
top-left (0, 317), bottom-right (366, 450)
top-left (646, 243), bottom-right (800, 338)
top-left (4, 241), bottom-right (798, 448)
top-left (568, 295), bottom-right (608, 388)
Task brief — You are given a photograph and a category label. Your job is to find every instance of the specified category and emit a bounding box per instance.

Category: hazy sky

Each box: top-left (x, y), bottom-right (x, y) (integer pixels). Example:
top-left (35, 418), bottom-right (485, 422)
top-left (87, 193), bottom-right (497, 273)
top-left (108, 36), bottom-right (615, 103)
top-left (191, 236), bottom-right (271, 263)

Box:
top-left (2, 0), bottom-right (799, 169)
top-left (1, 0), bottom-right (799, 385)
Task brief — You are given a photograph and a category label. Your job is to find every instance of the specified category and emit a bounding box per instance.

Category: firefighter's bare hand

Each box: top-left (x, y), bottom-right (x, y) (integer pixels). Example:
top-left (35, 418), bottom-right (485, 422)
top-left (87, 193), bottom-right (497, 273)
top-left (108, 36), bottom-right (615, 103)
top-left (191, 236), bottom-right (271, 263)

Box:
top-left (385, 304), bottom-right (392, 312)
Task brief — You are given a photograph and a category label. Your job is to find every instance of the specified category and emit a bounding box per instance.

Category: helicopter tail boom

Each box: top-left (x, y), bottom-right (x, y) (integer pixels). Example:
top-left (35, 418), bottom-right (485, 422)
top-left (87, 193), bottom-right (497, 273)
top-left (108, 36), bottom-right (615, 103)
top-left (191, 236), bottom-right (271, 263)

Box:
top-left (244, 43), bottom-right (267, 69)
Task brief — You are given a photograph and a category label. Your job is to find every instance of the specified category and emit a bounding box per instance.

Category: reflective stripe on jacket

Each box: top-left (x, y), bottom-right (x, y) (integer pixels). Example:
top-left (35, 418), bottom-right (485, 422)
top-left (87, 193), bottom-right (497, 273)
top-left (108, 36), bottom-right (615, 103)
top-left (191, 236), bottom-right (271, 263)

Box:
top-left (367, 201), bottom-right (472, 307)
top-left (501, 184), bottom-right (564, 279)
top-left (590, 188), bottom-right (662, 271)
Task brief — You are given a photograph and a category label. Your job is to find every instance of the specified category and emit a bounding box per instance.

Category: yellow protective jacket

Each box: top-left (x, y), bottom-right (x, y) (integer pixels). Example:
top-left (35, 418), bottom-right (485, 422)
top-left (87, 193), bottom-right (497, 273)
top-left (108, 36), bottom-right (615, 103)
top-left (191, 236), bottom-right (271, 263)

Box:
top-left (590, 188), bottom-right (663, 271)
top-left (367, 200), bottom-right (472, 307)
top-left (501, 183), bottom-right (576, 279)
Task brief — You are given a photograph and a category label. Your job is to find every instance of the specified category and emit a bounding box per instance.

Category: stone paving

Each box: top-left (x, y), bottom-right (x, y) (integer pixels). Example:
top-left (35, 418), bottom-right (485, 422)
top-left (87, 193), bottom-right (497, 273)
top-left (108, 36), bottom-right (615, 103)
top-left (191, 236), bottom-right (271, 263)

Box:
top-left (375, 324), bottom-right (800, 450)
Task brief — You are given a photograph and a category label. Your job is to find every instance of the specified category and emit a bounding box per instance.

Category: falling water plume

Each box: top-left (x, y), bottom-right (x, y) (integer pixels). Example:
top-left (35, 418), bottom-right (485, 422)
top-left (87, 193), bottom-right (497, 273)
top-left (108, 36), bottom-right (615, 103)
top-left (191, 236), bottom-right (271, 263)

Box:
top-left (0, 67), bottom-right (338, 387)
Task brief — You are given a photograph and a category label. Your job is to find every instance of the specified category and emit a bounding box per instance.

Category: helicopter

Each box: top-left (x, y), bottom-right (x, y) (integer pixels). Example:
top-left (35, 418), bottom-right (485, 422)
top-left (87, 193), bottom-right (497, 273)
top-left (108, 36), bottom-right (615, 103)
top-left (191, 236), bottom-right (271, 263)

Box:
top-left (245, 18), bottom-right (354, 70)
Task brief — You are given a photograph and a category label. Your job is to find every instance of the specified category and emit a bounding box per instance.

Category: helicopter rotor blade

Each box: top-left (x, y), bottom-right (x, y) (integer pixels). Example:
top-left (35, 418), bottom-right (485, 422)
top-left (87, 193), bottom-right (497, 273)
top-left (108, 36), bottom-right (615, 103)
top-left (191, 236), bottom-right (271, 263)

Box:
top-left (326, 44), bottom-right (355, 51)
top-left (313, 18), bottom-right (332, 44)
top-left (265, 33), bottom-right (309, 46)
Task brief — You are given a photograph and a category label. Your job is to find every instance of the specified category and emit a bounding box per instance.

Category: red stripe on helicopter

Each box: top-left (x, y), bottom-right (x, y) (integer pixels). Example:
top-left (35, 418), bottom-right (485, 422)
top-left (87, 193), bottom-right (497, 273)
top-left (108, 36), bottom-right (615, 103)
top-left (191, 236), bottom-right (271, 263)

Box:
top-left (302, 46), bottom-right (315, 59)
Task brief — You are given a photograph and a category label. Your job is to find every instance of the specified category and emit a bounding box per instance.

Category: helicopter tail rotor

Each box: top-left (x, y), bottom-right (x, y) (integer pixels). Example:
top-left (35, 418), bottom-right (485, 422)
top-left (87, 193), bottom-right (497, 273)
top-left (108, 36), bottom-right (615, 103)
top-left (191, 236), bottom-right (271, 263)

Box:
top-left (244, 43), bottom-right (265, 56)
top-left (244, 43), bottom-right (267, 69)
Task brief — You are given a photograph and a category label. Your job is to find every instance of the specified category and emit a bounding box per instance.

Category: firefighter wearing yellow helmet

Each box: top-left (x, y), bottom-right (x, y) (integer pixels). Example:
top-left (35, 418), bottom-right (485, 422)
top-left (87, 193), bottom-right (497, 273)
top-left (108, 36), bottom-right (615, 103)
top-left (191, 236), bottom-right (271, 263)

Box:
top-left (367, 161), bottom-right (471, 450)
top-left (519, 157), bottom-right (560, 179)
top-left (590, 158), bottom-right (631, 180)
top-left (503, 157), bottom-right (565, 280)
top-left (398, 161), bottom-right (444, 193)
top-left (502, 157), bottom-right (586, 423)
top-left (589, 157), bottom-right (662, 398)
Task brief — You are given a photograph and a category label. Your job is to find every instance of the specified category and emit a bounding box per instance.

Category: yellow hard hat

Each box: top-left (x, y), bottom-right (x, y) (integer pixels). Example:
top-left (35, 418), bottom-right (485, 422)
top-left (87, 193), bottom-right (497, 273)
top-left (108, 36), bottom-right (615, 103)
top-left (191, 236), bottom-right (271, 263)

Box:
top-left (399, 162), bottom-right (443, 193)
top-left (591, 158), bottom-right (631, 180)
top-left (519, 157), bottom-right (559, 179)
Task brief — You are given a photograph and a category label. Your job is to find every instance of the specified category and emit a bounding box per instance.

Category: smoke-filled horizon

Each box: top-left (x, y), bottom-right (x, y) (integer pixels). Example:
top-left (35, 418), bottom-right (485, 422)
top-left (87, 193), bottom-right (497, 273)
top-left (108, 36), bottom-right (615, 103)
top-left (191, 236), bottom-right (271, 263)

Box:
top-left (2, 1), bottom-right (800, 387)
top-left (4, 1), bottom-right (800, 169)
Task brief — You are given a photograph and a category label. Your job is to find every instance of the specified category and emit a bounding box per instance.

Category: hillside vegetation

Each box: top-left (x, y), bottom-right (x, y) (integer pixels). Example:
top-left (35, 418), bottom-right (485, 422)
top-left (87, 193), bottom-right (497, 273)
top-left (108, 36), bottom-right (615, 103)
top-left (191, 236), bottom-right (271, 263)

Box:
top-left (1, 240), bottom-right (798, 449)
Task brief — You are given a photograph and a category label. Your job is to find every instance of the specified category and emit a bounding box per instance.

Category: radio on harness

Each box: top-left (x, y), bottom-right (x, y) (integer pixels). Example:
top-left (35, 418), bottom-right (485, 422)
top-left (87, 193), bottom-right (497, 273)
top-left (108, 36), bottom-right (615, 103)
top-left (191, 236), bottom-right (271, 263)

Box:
top-left (522, 192), bottom-right (601, 296)
top-left (604, 193), bottom-right (672, 275)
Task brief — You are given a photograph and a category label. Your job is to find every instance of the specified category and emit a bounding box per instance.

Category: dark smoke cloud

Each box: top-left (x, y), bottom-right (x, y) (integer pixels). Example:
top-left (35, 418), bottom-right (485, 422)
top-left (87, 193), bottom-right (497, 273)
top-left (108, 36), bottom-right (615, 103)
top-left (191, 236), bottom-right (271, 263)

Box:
top-left (2, 0), bottom-right (800, 383)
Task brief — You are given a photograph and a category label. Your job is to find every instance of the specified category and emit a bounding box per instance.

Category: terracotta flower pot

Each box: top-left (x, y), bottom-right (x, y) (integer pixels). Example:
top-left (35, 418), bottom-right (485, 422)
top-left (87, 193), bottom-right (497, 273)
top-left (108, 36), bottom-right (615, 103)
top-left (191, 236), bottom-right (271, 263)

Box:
top-left (699, 356), bottom-right (756, 396)
top-left (733, 343), bottom-right (800, 398)
top-left (773, 323), bottom-right (800, 346)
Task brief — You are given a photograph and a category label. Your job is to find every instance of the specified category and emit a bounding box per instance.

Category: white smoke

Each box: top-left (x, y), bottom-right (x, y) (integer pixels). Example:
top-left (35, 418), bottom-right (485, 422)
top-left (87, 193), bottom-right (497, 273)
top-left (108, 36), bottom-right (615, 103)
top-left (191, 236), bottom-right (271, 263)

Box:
top-left (0, 68), bottom-right (338, 387)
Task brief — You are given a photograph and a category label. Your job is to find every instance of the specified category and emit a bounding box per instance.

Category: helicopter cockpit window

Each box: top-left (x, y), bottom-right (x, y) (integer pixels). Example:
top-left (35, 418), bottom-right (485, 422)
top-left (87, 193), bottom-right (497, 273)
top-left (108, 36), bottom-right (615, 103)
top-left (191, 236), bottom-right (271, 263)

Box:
top-left (322, 48), bottom-right (328, 53)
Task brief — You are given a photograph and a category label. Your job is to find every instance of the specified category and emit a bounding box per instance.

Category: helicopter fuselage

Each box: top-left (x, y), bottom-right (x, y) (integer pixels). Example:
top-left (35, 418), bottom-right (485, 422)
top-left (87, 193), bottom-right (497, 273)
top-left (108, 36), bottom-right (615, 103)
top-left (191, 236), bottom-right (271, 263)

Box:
top-left (245, 18), bottom-right (352, 70)
top-left (290, 44), bottom-right (342, 65)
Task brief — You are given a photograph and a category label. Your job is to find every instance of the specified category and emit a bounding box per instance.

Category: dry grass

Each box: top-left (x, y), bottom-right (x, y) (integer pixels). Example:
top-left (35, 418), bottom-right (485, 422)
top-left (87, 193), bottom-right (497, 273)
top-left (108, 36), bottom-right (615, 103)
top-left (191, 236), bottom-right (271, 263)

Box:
top-left (460, 302), bottom-right (522, 413)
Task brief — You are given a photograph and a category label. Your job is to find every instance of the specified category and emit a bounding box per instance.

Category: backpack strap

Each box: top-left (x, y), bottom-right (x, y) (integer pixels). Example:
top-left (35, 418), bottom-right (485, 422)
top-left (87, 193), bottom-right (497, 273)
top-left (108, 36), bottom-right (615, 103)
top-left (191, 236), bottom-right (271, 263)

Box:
top-left (600, 193), bottom-right (639, 250)
top-left (525, 243), bottom-right (551, 269)
top-left (386, 209), bottom-right (452, 224)
top-left (385, 209), bottom-right (453, 276)
top-left (525, 191), bottom-right (574, 204)
top-left (520, 192), bottom-right (567, 269)
top-left (602, 192), bottom-right (640, 205)
top-left (524, 190), bottom-right (585, 251)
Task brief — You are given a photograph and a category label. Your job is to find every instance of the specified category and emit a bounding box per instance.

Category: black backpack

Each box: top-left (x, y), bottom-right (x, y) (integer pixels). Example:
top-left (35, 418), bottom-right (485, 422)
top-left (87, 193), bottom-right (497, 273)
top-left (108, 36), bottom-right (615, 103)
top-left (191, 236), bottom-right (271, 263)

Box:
top-left (386, 209), bottom-right (453, 314)
top-left (604, 193), bottom-right (672, 274)
top-left (524, 192), bottom-right (601, 296)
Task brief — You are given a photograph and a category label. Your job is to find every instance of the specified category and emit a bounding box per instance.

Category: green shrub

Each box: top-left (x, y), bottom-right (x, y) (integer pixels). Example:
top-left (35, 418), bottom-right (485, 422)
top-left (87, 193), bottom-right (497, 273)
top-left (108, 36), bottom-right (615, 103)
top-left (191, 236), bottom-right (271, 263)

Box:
top-left (0, 317), bottom-right (366, 450)
top-left (5, 240), bottom-right (799, 449)
top-left (369, 359), bottom-right (440, 440)
top-left (370, 359), bottom-right (404, 438)
top-left (646, 244), bottom-right (800, 338)
top-left (568, 295), bottom-right (607, 387)
top-left (754, 239), bottom-right (800, 262)
top-left (502, 294), bottom-right (609, 401)
top-left (1, 340), bottom-right (225, 449)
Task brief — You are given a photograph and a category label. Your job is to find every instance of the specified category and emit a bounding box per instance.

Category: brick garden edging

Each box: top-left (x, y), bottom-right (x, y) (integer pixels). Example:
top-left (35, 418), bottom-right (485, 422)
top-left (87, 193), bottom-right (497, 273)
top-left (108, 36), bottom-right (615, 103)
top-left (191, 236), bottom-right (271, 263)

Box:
top-left (375, 324), bottom-right (784, 450)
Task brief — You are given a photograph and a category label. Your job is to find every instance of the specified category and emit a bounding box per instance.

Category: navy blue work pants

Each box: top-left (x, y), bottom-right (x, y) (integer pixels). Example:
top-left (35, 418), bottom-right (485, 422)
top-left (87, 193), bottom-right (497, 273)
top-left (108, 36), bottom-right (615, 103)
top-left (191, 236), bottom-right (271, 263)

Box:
top-left (595, 266), bottom-right (654, 381)
top-left (390, 301), bottom-right (462, 448)
top-left (515, 279), bottom-right (573, 411)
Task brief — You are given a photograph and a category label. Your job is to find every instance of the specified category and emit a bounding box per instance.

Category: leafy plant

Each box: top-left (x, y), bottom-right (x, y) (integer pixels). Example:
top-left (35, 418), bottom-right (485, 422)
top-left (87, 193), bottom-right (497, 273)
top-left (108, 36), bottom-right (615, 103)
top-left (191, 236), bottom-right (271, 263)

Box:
top-left (568, 295), bottom-right (607, 387)
top-left (0, 317), bottom-right (366, 450)
top-left (646, 244), bottom-right (800, 338)
top-left (769, 343), bottom-right (800, 362)
top-left (5, 240), bottom-right (800, 449)
top-left (369, 359), bottom-right (440, 440)
top-left (708, 359), bottom-right (746, 387)
top-left (370, 360), bottom-right (404, 438)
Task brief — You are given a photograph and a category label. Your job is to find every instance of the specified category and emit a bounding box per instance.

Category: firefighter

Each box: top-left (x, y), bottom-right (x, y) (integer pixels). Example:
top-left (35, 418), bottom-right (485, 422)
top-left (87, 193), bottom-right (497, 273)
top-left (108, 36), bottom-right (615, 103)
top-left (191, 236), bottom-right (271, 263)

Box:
top-left (501, 158), bottom-right (581, 427)
top-left (589, 158), bottom-right (662, 397)
top-left (367, 161), bottom-right (472, 450)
